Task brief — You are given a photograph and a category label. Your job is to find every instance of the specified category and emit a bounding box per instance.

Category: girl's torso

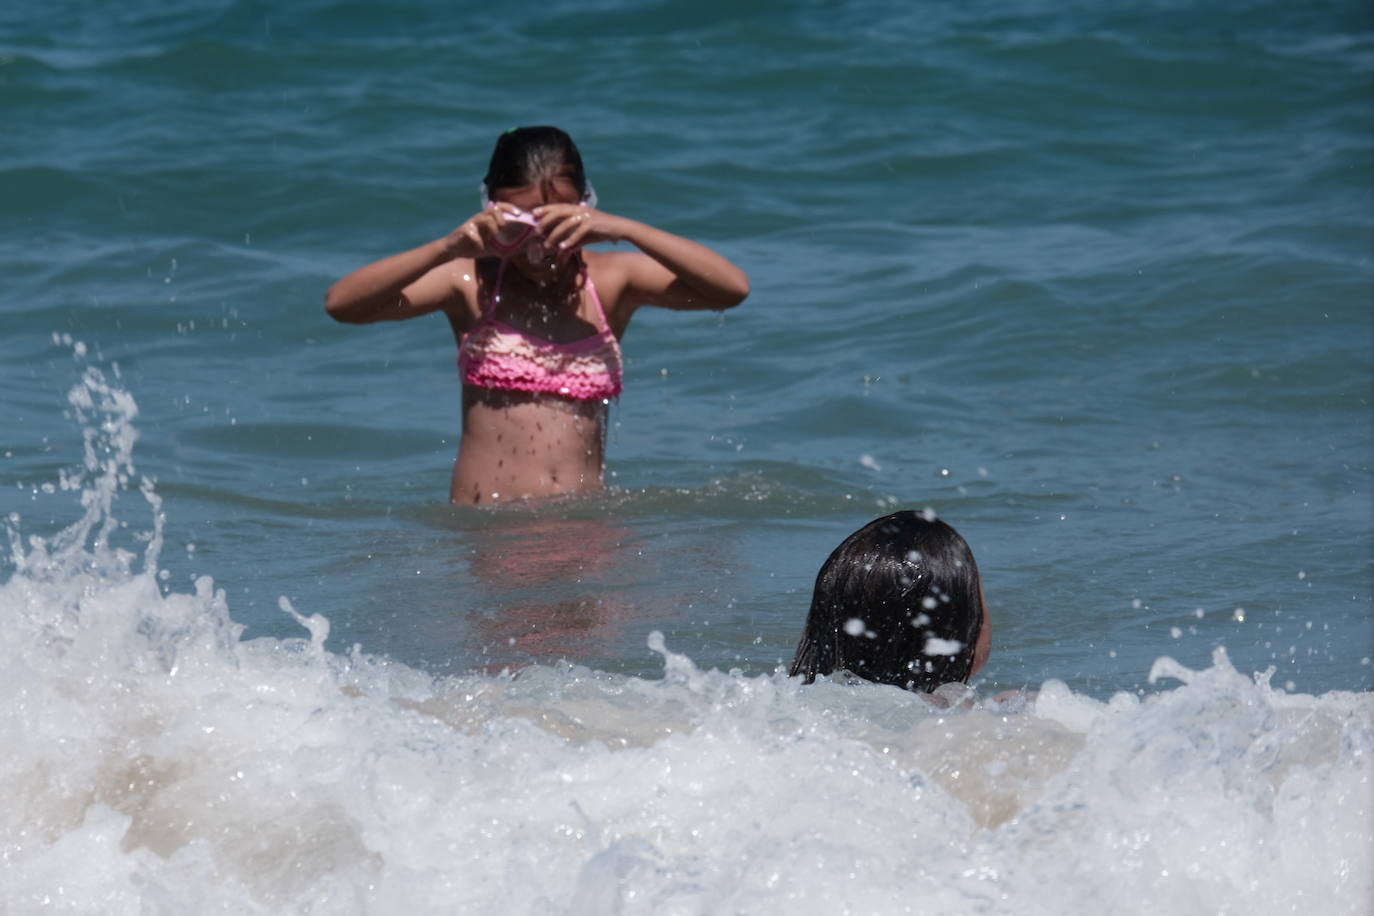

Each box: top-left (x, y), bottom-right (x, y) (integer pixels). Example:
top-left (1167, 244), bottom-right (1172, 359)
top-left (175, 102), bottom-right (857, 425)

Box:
top-left (444, 253), bottom-right (631, 505)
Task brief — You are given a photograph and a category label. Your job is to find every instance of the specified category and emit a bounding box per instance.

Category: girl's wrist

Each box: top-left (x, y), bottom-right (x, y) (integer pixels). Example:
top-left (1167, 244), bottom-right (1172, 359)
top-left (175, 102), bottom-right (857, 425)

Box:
top-left (611, 216), bottom-right (644, 246)
top-left (438, 234), bottom-right (466, 260)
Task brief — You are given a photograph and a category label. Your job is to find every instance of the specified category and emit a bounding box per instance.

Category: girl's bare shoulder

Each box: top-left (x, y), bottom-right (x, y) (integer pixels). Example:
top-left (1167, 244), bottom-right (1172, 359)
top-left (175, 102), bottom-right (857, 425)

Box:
top-left (584, 250), bottom-right (654, 319)
top-left (584, 249), bottom-right (652, 280)
top-left (431, 256), bottom-right (486, 327)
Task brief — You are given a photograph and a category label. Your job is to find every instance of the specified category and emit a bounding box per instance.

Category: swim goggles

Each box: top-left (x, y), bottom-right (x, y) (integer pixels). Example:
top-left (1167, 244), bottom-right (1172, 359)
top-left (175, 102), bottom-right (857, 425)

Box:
top-left (479, 179), bottom-right (599, 254)
top-left (486, 206), bottom-right (542, 255)
top-left (482, 189), bottom-right (599, 256)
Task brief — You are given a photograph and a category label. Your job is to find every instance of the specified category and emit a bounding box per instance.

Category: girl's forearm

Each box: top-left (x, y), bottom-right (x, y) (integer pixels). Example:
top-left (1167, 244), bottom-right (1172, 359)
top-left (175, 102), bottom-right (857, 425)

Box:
top-left (325, 238), bottom-right (453, 323)
top-left (617, 219), bottom-right (750, 307)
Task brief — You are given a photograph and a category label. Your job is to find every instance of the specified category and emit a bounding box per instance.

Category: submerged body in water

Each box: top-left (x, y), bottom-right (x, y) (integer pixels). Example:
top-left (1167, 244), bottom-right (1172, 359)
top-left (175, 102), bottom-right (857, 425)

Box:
top-left (791, 511), bottom-right (992, 692)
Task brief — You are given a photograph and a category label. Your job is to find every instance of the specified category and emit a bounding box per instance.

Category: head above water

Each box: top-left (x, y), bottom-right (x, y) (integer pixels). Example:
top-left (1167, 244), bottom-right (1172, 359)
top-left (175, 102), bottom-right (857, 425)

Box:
top-left (482, 126), bottom-right (593, 208)
top-left (790, 511), bottom-right (988, 693)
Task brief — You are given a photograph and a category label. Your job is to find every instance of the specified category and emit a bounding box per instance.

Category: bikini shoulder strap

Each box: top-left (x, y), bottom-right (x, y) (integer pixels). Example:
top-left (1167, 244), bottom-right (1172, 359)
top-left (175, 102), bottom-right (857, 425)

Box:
top-left (584, 273), bottom-right (612, 332)
top-left (480, 257), bottom-right (510, 316)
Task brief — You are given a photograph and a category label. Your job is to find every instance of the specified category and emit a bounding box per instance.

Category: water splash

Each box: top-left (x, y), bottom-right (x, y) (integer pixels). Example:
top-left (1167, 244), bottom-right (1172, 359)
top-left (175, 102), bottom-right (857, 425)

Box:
top-left (8, 346), bottom-right (160, 582)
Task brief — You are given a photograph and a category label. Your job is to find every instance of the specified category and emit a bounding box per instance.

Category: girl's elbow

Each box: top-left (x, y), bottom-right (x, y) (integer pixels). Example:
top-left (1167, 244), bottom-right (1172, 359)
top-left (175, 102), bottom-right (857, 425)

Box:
top-left (324, 286), bottom-right (362, 323)
top-left (723, 277), bottom-right (750, 308)
top-left (710, 272), bottom-right (749, 309)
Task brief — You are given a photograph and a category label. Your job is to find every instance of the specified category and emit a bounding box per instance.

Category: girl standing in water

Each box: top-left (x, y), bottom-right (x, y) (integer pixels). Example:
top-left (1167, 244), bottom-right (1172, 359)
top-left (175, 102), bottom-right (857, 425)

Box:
top-left (326, 126), bottom-right (749, 505)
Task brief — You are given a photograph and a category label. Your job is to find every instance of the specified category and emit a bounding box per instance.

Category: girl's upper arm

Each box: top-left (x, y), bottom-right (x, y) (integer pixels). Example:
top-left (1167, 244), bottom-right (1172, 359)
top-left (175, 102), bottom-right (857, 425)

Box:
top-left (388, 261), bottom-right (470, 323)
top-left (622, 253), bottom-right (735, 312)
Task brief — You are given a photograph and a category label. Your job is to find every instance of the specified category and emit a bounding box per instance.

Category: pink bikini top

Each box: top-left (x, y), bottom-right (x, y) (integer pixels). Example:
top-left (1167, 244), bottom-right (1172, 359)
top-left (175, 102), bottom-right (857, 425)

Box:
top-left (458, 259), bottom-right (624, 401)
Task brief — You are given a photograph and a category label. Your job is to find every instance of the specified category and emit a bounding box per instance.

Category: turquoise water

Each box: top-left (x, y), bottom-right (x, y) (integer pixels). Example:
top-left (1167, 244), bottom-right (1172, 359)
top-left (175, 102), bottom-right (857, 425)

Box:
top-left (3, 2), bottom-right (1372, 911)
top-left (6, 0), bottom-right (1368, 692)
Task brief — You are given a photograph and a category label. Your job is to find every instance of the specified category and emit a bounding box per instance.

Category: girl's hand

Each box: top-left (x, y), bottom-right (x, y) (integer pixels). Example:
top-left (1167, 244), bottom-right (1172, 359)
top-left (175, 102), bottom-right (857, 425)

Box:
top-left (532, 204), bottom-right (630, 259)
top-left (443, 204), bottom-right (526, 259)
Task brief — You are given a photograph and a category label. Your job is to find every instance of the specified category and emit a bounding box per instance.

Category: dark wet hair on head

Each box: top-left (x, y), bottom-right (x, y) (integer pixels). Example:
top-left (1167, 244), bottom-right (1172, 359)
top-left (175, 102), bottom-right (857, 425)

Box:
top-left (483, 126), bottom-right (588, 198)
top-left (789, 511), bottom-right (986, 693)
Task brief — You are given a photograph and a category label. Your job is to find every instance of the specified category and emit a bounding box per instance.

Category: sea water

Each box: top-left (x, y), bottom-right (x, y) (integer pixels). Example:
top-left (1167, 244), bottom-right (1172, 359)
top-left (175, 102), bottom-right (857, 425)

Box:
top-left (1, 363), bottom-right (1369, 912)
top-left (2, 0), bottom-right (1371, 912)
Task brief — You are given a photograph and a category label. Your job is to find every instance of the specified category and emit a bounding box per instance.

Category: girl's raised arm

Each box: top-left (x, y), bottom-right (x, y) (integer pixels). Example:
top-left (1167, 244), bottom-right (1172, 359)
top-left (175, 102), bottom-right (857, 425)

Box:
top-left (324, 238), bottom-right (460, 324)
top-left (325, 206), bottom-right (520, 323)
top-left (534, 205), bottom-right (750, 311)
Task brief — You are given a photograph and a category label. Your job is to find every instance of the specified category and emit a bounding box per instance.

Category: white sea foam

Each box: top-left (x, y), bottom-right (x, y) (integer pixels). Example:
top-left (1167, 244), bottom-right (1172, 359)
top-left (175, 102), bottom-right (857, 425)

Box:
top-left (2, 360), bottom-right (1371, 914)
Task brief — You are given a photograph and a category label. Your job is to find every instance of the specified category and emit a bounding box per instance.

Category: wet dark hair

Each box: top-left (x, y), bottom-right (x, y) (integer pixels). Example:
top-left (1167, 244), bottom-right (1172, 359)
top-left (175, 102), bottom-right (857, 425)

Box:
top-left (483, 126), bottom-right (588, 198)
top-left (789, 511), bottom-right (986, 693)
